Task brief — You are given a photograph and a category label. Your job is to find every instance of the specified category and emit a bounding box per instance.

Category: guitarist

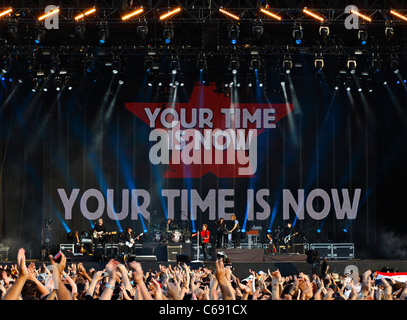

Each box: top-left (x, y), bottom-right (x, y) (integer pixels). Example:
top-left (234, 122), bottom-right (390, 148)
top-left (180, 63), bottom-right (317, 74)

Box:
top-left (123, 227), bottom-right (143, 254)
top-left (282, 222), bottom-right (297, 254)
top-left (92, 218), bottom-right (113, 252)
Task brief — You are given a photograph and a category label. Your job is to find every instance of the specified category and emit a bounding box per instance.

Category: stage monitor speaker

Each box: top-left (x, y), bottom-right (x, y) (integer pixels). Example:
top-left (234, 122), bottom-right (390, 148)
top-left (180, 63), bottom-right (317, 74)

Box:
top-left (132, 255), bottom-right (157, 262)
top-left (167, 245), bottom-right (182, 262)
top-left (176, 254), bottom-right (189, 263)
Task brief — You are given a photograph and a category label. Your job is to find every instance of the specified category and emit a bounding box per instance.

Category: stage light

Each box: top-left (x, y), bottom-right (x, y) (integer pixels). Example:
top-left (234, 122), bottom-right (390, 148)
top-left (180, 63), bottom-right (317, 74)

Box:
top-left (371, 55), bottom-right (381, 72)
top-left (228, 24), bottom-right (239, 45)
top-left (292, 24), bottom-right (303, 45)
top-left (159, 7), bottom-right (181, 21)
top-left (7, 23), bottom-right (18, 40)
top-left (112, 58), bottom-right (120, 74)
top-left (219, 8), bottom-right (240, 20)
top-left (170, 57), bottom-right (180, 74)
top-left (98, 24), bottom-right (109, 44)
top-left (358, 29), bottom-right (368, 45)
top-left (390, 56), bottom-right (400, 73)
top-left (163, 23), bottom-right (174, 44)
top-left (197, 54), bottom-right (207, 71)
top-left (283, 56), bottom-right (293, 74)
top-left (390, 10), bottom-right (407, 22)
top-left (229, 57), bottom-right (240, 74)
top-left (75, 24), bottom-right (86, 40)
top-left (0, 8), bottom-right (12, 18)
top-left (259, 8), bottom-right (282, 21)
top-left (74, 8), bottom-right (96, 21)
top-left (54, 77), bottom-right (62, 91)
top-left (38, 8), bottom-right (60, 21)
top-left (252, 21), bottom-right (263, 40)
top-left (303, 8), bottom-right (325, 22)
top-left (121, 7), bottom-right (143, 21)
top-left (319, 25), bottom-right (330, 39)
top-left (314, 54), bottom-right (324, 71)
top-left (49, 56), bottom-right (60, 74)
top-left (347, 57), bottom-right (357, 74)
top-left (137, 23), bottom-right (148, 40)
top-left (343, 228), bottom-right (348, 233)
top-left (34, 28), bottom-right (45, 44)
top-left (84, 55), bottom-right (95, 73)
top-left (316, 229), bottom-right (321, 233)
top-left (385, 21), bottom-right (395, 41)
top-left (350, 9), bottom-right (372, 22)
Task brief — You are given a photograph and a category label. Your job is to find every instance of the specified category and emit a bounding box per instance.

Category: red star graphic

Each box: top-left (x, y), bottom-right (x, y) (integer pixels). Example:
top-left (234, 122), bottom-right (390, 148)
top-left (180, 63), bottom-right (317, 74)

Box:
top-left (126, 82), bottom-right (294, 178)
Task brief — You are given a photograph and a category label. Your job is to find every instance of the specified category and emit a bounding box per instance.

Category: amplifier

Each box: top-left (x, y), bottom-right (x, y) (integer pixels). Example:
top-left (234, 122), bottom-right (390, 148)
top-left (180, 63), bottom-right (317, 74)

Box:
top-left (167, 245), bottom-right (182, 262)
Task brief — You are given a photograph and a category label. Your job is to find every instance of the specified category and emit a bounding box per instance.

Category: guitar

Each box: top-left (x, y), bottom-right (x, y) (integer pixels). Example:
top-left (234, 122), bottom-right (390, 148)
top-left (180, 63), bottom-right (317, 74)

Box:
top-left (283, 232), bottom-right (298, 244)
top-left (93, 230), bottom-right (117, 239)
top-left (125, 233), bottom-right (144, 248)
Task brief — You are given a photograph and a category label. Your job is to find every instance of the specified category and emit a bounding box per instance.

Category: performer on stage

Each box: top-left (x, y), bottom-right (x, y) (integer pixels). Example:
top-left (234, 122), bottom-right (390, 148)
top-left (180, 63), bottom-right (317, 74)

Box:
top-left (192, 224), bottom-right (210, 261)
top-left (92, 218), bottom-right (114, 251)
top-left (229, 215), bottom-right (241, 249)
top-left (282, 222), bottom-right (297, 254)
top-left (215, 218), bottom-right (227, 248)
top-left (123, 227), bottom-right (138, 254)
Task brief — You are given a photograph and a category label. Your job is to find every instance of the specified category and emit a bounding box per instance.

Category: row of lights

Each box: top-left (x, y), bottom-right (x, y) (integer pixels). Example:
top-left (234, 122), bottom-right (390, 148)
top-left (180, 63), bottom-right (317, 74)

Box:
top-left (2, 7), bottom-right (407, 46)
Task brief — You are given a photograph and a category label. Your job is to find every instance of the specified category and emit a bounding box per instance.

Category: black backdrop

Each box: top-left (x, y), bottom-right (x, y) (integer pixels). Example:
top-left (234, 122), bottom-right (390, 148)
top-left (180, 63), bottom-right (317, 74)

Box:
top-left (1, 54), bottom-right (407, 260)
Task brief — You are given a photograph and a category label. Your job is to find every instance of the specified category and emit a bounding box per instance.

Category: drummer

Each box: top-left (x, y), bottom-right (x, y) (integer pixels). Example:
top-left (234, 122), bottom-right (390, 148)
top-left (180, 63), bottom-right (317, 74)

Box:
top-left (192, 224), bottom-right (210, 261)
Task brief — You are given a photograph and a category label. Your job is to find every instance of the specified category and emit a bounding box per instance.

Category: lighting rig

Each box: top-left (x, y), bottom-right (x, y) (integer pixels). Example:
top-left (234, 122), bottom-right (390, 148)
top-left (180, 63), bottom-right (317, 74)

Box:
top-left (0, 3), bottom-right (406, 93)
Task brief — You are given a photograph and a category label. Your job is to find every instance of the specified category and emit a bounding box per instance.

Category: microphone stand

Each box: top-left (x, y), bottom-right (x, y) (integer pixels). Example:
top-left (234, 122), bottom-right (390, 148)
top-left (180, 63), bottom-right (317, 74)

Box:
top-left (191, 228), bottom-right (202, 263)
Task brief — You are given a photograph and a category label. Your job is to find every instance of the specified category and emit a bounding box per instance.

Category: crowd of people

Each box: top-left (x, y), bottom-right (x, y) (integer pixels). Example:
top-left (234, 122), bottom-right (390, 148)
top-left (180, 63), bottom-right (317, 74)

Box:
top-left (1, 247), bottom-right (406, 301)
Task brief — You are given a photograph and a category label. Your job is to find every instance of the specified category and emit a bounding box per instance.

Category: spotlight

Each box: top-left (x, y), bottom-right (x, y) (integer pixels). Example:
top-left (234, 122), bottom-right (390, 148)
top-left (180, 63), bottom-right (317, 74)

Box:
top-left (319, 25), bottom-right (330, 39)
top-left (49, 57), bottom-right (60, 75)
top-left (390, 56), bottom-right (400, 73)
top-left (34, 28), bottom-right (45, 44)
top-left (112, 58), bottom-right (121, 74)
top-left (7, 23), bottom-right (18, 40)
top-left (390, 9), bottom-right (407, 22)
top-left (98, 24), bottom-right (109, 44)
top-left (371, 55), bottom-right (381, 72)
top-left (137, 23), bottom-right (148, 40)
top-left (252, 21), bottom-right (263, 40)
top-left (197, 55), bottom-right (207, 71)
top-left (250, 56), bottom-right (261, 71)
top-left (75, 24), bottom-right (86, 40)
top-left (358, 29), bottom-right (368, 45)
top-left (314, 54), bottom-right (324, 71)
top-left (292, 24), bottom-right (303, 45)
top-left (54, 77), bottom-right (62, 91)
top-left (385, 22), bottom-right (394, 41)
top-left (228, 24), bottom-right (239, 45)
top-left (283, 56), bottom-right (293, 74)
top-left (347, 57), bottom-right (357, 74)
top-left (343, 228), bottom-right (348, 233)
top-left (229, 57), bottom-right (240, 74)
top-left (170, 57), bottom-right (180, 74)
top-left (84, 55), bottom-right (95, 73)
top-left (163, 23), bottom-right (174, 44)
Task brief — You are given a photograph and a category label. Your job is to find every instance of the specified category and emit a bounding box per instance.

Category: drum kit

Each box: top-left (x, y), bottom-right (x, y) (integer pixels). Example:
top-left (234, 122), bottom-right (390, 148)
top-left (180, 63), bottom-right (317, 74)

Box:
top-left (149, 219), bottom-right (190, 244)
